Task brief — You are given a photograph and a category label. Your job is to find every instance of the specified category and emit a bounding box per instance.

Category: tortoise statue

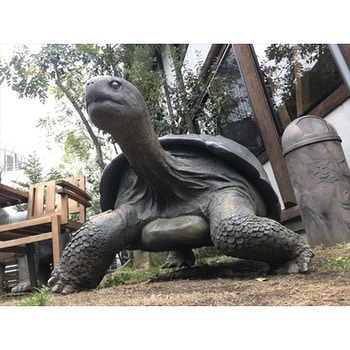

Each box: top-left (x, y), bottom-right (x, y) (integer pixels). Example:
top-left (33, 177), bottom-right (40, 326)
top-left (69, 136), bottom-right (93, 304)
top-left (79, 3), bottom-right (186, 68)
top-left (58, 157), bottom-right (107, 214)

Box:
top-left (48, 76), bottom-right (314, 294)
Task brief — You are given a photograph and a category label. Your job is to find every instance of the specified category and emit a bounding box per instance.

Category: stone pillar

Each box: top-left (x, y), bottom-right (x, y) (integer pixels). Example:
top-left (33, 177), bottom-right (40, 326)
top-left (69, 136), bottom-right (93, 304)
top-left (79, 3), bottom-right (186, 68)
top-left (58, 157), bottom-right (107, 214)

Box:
top-left (282, 115), bottom-right (350, 247)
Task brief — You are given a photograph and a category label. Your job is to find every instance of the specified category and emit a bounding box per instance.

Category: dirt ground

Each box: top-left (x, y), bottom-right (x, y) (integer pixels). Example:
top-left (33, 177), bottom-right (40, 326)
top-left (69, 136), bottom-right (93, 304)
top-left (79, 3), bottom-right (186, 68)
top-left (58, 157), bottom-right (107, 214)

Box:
top-left (1, 243), bottom-right (350, 306)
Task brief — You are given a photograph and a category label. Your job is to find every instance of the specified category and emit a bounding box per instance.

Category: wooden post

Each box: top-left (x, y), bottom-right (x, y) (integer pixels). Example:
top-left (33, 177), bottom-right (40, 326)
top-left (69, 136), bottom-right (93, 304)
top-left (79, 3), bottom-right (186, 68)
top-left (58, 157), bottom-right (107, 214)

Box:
top-left (51, 215), bottom-right (62, 268)
top-left (233, 44), bottom-right (297, 207)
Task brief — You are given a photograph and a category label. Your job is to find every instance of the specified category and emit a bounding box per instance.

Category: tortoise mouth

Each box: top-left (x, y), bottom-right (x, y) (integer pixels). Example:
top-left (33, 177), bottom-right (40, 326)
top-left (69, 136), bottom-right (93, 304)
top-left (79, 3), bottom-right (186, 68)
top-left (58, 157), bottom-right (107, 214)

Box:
top-left (85, 83), bottom-right (125, 114)
top-left (86, 97), bottom-right (123, 110)
top-left (86, 99), bottom-right (124, 133)
top-left (86, 98), bottom-right (126, 127)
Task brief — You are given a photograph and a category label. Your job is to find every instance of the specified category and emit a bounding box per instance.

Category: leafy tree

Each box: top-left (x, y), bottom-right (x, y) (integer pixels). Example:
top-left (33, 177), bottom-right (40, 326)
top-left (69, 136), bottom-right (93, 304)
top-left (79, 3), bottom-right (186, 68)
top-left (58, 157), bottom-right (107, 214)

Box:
top-left (119, 44), bottom-right (230, 136)
top-left (164, 51), bottom-right (231, 136)
top-left (13, 152), bottom-right (64, 212)
top-left (14, 152), bottom-right (64, 190)
top-left (0, 44), bottom-right (124, 171)
top-left (259, 44), bottom-right (329, 105)
top-left (0, 44), bottom-right (228, 167)
top-left (13, 152), bottom-right (101, 216)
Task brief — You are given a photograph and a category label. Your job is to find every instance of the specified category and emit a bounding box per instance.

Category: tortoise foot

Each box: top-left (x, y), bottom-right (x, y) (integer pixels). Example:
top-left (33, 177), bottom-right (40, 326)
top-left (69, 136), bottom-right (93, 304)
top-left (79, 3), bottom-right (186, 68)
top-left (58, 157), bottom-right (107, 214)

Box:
top-left (48, 215), bottom-right (125, 294)
top-left (161, 249), bottom-right (195, 268)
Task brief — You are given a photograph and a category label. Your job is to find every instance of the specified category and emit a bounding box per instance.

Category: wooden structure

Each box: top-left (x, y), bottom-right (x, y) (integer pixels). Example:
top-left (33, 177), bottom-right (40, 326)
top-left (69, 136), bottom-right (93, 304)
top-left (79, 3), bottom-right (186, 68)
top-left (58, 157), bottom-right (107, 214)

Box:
top-left (193, 44), bottom-right (350, 235)
top-left (0, 183), bottom-right (28, 207)
top-left (0, 183), bottom-right (29, 292)
top-left (0, 176), bottom-right (91, 289)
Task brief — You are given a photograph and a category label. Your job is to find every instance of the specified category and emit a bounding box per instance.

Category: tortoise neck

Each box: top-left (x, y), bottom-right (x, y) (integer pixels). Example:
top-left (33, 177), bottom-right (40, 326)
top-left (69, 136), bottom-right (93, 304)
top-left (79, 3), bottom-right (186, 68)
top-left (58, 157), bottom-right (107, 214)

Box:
top-left (110, 112), bottom-right (205, 204)
top-left (127, 138), bottom-right (174, 185)
top-left (112, 122), bottom-right (180, 190)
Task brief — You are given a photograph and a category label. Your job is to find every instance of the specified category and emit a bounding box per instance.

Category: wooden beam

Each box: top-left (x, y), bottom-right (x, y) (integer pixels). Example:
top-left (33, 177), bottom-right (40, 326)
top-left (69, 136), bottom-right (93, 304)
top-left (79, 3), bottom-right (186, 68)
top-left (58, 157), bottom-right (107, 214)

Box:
top-left (339, 45), bottom-right (350, 69)
top-left (0, 231), bottom-right (53, 248)
top-left (309, 83), bottom-right (349, 117)
top-left (233, 44), bottom-right (297, 207)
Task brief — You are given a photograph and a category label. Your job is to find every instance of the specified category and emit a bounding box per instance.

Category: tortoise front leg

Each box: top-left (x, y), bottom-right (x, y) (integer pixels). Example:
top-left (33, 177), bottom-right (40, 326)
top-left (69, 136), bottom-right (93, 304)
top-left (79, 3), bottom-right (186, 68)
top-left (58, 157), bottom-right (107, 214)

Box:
top-left (209, 189), bottom-right (314, 273)
top-left (48, 205), bottom-right (140, 294)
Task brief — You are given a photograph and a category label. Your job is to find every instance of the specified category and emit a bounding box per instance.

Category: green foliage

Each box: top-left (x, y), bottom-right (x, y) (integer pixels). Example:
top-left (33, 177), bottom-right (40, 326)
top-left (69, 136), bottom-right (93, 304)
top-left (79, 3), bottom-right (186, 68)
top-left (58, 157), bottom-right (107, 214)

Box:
top-left (260, 44), bottom-right (329, 104)
top-left (19, 153), bottom-right (44, 185)
top-left (0, 46), bottom-right (49, 102)
top-left (150, 251), bottom-right (167, 267)
top-left (312, 242), bottom-right (350, 272)
top-left (0, 44), bottom-right (125, 172)
top-left (63, 131), bottom-right (91, 163)
top-left (100, 252), bottom-right (167, 288)
top-left (318, 257), bottom-right (350, 272)
top-left (25, 44), bottom-right (124, 105)
top-left (119, 45), bottom-right (231, 136)
top-left (194, 255), bottom-right (230, 267)
top-left (100, 266), bottom-right (160, 288)
top-left (13, 152), bottom-right (64, 190)
top-left (165, 55), bottom-right (231, 136)
top-left (119, 45), bottom-right (170, 135)
top-left (18, 286), bottom-right (49, 306)
top-left (100, 268), bottom-right (159, 288)
top-left (264, 44), bottom-right (327, 67)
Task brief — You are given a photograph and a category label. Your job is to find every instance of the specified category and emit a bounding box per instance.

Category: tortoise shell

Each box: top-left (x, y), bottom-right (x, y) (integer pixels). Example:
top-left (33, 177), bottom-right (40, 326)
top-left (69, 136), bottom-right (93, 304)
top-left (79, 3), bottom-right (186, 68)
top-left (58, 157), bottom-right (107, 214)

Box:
top-left (100, 134), bottom-right (281, 221)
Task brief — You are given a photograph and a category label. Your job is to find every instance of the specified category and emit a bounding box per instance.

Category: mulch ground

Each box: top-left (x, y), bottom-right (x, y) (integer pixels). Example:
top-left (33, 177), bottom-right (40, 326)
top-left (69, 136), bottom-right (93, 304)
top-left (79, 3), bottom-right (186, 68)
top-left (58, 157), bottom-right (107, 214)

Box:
top-left (2, 243), bottom-right (349, 306)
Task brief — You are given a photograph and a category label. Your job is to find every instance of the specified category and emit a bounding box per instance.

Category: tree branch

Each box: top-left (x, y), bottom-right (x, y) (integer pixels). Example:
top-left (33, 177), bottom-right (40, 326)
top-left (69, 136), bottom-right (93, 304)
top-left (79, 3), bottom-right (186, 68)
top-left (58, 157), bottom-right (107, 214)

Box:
top-left (54, 72), bottom-right (106, 171)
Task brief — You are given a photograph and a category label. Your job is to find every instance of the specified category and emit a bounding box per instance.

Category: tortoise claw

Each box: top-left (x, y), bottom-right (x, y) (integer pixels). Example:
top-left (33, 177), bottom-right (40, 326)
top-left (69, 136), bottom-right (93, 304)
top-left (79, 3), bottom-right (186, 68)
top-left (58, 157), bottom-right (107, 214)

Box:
top-left (48, 275), bottom-right (78, 295)
top-left (298, 248), bottom-right (314, 273)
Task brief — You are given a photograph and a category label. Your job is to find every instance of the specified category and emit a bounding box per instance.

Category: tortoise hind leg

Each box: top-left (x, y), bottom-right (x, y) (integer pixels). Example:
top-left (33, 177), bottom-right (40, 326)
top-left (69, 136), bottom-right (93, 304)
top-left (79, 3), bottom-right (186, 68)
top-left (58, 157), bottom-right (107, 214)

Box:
top-left (209, 190), bottom-right (314, 273)
top-left (161, 249), bottom-right (196, 268)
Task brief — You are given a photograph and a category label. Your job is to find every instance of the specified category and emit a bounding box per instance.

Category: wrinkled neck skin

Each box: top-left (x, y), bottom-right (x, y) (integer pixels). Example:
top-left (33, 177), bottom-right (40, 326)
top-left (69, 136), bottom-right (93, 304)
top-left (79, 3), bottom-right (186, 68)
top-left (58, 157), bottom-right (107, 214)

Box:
top-left (110, 113), bottom-right (189, 205)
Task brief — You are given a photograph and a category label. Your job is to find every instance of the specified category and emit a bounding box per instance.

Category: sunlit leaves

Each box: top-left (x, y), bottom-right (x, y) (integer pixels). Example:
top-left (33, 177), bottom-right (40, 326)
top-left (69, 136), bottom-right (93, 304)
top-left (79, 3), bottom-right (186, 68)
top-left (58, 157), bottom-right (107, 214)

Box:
top-left (0, 44), bottom-right (125, 106)
top-left (0, 45), bottom-right (49, 102)
top-left (260, 44), bottom-right (328, 105)
top-left (63, 130), bottom-right (91, 163)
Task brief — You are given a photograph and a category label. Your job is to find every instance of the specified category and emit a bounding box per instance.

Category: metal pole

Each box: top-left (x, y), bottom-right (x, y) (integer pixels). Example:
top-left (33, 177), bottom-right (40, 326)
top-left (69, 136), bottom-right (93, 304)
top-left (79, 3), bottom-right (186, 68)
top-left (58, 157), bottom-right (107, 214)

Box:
top-left (329, 44), bottom-right (350, 92)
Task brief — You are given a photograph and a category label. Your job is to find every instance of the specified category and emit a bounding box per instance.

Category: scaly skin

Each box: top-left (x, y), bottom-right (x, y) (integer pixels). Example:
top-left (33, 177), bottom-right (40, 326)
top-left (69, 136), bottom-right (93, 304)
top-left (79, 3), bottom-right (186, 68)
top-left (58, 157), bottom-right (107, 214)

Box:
top-left (209, 189), bottom-right (314, 272)
top-left (48, 189), bottom-right (313, 294)
top-left (48, 206), bottom-right (141, 294)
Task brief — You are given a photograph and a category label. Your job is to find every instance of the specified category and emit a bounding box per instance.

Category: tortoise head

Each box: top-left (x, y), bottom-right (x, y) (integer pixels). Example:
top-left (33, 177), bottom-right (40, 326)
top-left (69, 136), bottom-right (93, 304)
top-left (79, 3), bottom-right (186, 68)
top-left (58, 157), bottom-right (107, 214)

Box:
top-left (85, 76), bottom-right (151, 141)
top-left (84, 76), bottom-right (165, 171)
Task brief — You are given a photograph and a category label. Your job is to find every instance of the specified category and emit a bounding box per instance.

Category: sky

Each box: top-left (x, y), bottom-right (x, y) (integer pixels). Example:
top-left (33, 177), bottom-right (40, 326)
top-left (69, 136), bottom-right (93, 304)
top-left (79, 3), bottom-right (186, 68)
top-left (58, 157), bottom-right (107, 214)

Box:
top-left (0, 45), bottom-right (62, 180)
top-left (0, 71), bottom-right (51, 153)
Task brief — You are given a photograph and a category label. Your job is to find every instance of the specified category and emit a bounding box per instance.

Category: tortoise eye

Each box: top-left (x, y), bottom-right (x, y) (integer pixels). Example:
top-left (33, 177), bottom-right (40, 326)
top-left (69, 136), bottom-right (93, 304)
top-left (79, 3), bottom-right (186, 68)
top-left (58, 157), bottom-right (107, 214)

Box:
top-left (110, 81), bottom-right (121, 90)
